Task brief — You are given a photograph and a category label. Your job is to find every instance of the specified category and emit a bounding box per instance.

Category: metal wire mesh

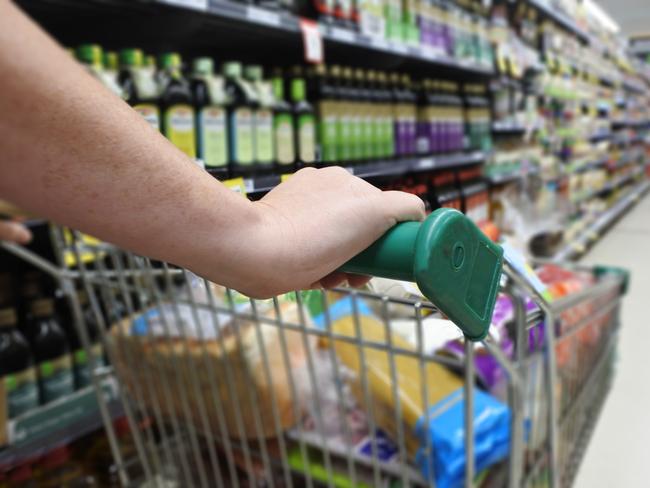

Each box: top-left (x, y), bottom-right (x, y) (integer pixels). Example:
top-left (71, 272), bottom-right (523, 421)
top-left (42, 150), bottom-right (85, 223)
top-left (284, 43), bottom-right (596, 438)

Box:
top-left (0, 225), bottom-right (626, 488)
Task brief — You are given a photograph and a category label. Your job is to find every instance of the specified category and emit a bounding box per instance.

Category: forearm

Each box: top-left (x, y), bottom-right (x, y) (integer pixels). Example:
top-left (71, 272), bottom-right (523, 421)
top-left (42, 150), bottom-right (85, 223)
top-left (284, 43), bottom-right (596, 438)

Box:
top-left (0, 2), bottom-right (263, 290)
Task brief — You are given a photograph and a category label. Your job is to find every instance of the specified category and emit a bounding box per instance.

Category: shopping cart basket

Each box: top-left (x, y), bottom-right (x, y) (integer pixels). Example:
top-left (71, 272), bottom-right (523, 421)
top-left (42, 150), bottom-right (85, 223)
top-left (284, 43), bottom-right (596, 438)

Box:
top-left (0, 208), bottom-right (628, 488)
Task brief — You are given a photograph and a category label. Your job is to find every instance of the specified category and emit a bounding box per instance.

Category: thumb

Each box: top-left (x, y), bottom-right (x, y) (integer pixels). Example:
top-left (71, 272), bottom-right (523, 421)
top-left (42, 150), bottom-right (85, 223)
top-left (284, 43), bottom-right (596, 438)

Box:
top-left (0, 221), bottom-right (33, 244)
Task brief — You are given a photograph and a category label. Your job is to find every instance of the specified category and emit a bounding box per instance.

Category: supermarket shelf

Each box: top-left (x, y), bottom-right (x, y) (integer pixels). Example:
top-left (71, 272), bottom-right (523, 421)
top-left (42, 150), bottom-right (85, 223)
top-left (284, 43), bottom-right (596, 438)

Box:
top-left (528, 0), bottom-right (589, 43)
top-left (567, 157), bottom-right (608, 174)
top-left (485, 166), bottom-right (540, 185)
top-left (589, 130), bottom-right (612, 143)
top-left (572, 170), bottom-right (643, 205)
top-left (226, 151), bottom-right (488, 195)
top-left (555, 180), bottom-right (650, 260)
top-left (492, 121), bottom-right (527, 134)
top-left (0, 375), bottom-right (122, 469)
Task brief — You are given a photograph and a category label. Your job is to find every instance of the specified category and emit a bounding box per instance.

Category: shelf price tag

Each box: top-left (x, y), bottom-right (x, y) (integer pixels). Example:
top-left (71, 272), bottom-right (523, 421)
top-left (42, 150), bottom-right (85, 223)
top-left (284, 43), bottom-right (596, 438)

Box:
top-left (300, 18), bottom-right (324, 64)
top-left (223, 177), bottom-right (249, 197)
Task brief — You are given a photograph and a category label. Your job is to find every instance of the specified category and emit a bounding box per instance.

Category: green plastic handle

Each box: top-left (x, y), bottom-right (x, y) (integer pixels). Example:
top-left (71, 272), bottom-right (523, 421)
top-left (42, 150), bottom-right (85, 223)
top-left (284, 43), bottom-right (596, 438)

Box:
top-left (340, 208), bottom-right (504, 341)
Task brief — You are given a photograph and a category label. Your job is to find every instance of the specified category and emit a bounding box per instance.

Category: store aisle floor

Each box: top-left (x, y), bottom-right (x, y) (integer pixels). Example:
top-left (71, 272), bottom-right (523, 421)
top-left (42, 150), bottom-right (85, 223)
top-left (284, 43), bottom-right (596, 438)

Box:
top-left (574, 194), bottom-right (650, 487)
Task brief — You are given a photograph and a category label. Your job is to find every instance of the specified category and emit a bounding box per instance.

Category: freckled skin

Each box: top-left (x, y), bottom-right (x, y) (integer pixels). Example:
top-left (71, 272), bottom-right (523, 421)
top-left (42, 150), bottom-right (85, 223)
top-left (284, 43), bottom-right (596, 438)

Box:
top-left (0, 2), bottom-right (425, 297)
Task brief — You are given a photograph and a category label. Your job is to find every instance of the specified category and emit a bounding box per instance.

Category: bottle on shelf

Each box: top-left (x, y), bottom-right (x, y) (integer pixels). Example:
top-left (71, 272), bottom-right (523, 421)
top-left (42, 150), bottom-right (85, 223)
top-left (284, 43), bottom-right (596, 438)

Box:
top-left (330, 65), bottom-right (350, 163)
top-left (158, 52), bottom-right (196, 159)
top-left (76, 44), bottom-right (123, 97)
top-left (223, 61), bottom-right (256, 175)
top-left (191, 57), bottom-right (230, 175)
top-left (119, 48), bottom-right (161, 132)
top-left (354, 68), bottom-right (373, 161)
top-left (376, 71), bottom-right (395, 159)
top-left (311, 64), bottom-right (337, 165)
top-left (290, 68), bottom-right (317, 167)
top-left (0, 307), bottom-right (39, 418)
top-left (102, 50), bottom-right (120, 92)
top-left (244, 65), bottom-right (275, 172)
top-left (71, 290), bottom-right (106, 389)
top-left (342, 66), bottom-right (363, 162)
top-left (271, 68), bottom-right (296, 171)
top-left (26, 299), bottom-right (74, 404)
top-left (401, 74), bottom-right (418, 156)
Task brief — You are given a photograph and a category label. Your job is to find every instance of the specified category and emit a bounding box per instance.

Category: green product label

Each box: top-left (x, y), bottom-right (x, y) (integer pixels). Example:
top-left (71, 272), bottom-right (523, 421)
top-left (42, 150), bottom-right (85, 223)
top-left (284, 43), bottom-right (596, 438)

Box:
top-left (230, 108), bottom-right (254, 165)
top-left (74, 343), bottom-right (105, 389)
top-left (371, 116), bottom-right (382, 158)
top-left (320, 115), bottom-right (338, 163)
top-left (384, 117), bottom-right (395, 157)
top-left (351, 114), bottom-right (363, 160)
top-left (298, 114), bottom-right (316, 163)
top-left (362, 115), bottom-right (373, 159)
top-left (199, 106), bottom-right (228, 168)
top-left (4, 367), bottom-right (39, 418)
top-left (164, 104), bottom-right (196, 158)
top-left (134, 103), bottom-right (160, 131)
top-left (274, 113), bottom-right (295, 166)
top-left (254, 109), bottom-right (274, 164)
top-left (39, 355), bottom-right (74, 403)
top-left (338, 115), bottom-right (351, 161)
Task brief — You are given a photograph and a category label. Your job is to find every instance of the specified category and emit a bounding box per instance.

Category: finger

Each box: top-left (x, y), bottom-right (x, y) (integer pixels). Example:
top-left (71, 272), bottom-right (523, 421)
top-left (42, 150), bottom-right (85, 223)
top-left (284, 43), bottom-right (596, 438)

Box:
top-left (380, 191), bottom-right (426, 222)
top-left (318, 271), bottom-right (349, 289)
top-left (346, 273), bottom-right (371, 288)
top-left (0, 221), bottom-right (32, 244)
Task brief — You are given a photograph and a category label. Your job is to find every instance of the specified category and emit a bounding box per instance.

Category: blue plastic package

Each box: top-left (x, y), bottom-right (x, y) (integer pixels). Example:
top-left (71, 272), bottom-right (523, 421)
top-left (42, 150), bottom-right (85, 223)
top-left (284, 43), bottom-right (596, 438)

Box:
top-left (414, 388), bottom-right (511, 488)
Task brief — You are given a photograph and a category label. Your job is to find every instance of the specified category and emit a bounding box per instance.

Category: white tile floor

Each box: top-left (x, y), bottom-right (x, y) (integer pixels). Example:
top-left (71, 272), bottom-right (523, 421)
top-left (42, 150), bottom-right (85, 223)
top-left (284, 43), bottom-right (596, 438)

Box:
top-left (574, 194), bottom-right (650, 487)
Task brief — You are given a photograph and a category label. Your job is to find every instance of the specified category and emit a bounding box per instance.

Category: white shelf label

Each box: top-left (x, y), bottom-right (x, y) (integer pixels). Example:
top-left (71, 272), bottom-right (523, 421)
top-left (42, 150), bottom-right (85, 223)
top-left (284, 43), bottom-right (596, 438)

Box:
top-left (300, 18), bottom-right (324, 63)
top-left (247, 6), bottom-right (280, 27)
top-left (391, 43), bottom-right (408, 55)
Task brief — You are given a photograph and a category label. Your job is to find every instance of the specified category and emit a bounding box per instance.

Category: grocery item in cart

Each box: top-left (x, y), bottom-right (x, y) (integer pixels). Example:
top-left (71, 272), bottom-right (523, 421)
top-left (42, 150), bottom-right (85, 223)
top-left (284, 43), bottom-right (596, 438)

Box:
top-left (109, 281), bottom-right (316, 439)
top-left (313, 296), bottom-right (510, 488)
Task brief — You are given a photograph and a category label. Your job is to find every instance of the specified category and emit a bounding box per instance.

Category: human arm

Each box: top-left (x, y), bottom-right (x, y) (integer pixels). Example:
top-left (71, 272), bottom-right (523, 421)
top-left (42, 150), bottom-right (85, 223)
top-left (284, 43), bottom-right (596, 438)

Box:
top-left (0, 1), bottom-right (425, 297)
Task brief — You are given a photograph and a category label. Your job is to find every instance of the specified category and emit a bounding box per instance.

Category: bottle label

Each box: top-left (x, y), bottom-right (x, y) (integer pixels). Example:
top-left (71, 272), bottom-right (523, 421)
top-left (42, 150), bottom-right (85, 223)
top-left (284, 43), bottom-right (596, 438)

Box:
top-left (199, 106), bottom-right (228, 168)
top-left (73, 343), bottom-right (105, 389)
top-left (351, 114), bottom-right (363, 160)
top-left (164, 104), bottom-right (196, 158)
top-left (274, 113), bottom-right (295, 166)
top-left (320, 112), bottom-right (338, 163)
top-left (231, 108), bottom-right (254, 165)
top-left (298, 114), bottom-right (316, 163)
top-left (134, 70), bottom-right (159, 100)
top-left (4, 367), bottom-right (39, 418)
top-left (339, 114), bottom-right (352, 161)
top-left (254, 109), bottom-right (274, 164)
top-left (39, 355), bottom-right (74, 403)
top-left (134, 103), bottom-right (160, 131)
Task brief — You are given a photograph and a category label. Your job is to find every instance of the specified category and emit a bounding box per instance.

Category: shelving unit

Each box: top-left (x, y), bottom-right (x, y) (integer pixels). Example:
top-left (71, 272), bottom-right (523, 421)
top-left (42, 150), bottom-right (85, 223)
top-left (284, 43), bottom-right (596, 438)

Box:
top-left (0, 375), bottom-right (122, 470)
top-left (555, 180), bottom-right (650, 260)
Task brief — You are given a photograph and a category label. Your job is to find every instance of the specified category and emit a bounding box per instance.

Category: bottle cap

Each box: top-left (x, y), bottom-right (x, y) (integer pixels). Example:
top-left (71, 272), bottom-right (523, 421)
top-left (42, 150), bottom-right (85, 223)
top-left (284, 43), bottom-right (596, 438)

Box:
top-left (144, 55), bottom-right (156, 68)
top-left (222, 61), bottom-right (242, 78)
top-left (159, 52), bottom-right (182, 70)
top-left (77, 44), bottom-right (103, 67)
top-left (119, 48), bottom-right (143, 68)
top-left (244, 64), bottom-right (263, 81)
top-left (193, 57), bottom-right (214, 76)
top-left (291, 78), bottom-right (306, 102)
top-left (0, 308), bottom-right (17, 328)
top-left (103, 51), bottom-right (119, 71)
top-left (30, 298), bottom-right (54, 318)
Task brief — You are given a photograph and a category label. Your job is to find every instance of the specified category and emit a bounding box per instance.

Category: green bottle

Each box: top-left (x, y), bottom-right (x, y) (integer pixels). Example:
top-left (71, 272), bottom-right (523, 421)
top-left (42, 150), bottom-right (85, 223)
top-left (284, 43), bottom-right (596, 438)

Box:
top-left (271, 70), bottom-right (296, 170)
top-left (119, 48), bottom-right (160, 131)
top-left (223, 61), bottom-right (256, 174)
top-left (244, 65), bottom-right (274, 171)
top-left (291, 73), bottom-right (316, 167)
top-left (191, 58), bottom-right (229, 174)
top-left (158, 53), bottom-right (196, 159)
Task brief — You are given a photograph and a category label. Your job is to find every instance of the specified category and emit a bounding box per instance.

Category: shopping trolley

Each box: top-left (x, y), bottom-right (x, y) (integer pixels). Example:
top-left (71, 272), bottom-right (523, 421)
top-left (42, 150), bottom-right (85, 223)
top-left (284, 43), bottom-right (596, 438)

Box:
top-left (0, 208), bottom-right (628, 488)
